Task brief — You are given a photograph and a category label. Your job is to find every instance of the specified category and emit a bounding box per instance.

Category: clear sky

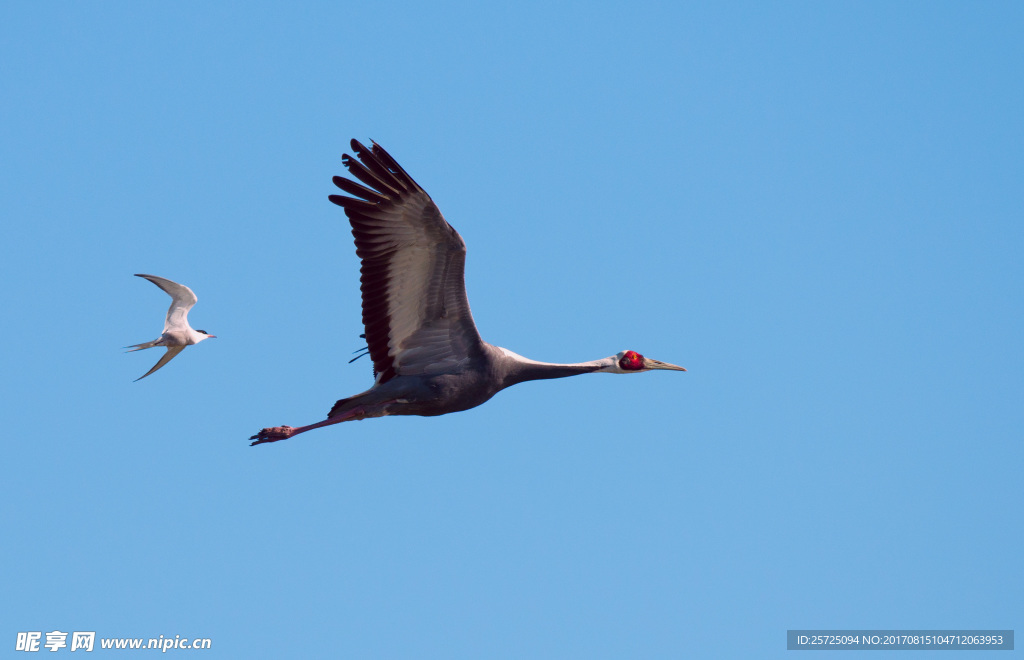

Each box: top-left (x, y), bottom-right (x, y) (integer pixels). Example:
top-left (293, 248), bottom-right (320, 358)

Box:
top-left (2, 2), bottom-right (1021, 657)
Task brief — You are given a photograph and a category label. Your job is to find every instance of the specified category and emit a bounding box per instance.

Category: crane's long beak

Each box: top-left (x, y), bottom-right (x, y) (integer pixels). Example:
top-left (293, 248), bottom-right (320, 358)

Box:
top-left (644, 357), bottom-right (686, 372)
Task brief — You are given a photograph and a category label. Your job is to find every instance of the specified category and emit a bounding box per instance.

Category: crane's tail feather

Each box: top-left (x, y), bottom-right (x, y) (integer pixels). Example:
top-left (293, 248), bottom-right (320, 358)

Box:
top-left (328, 396), bottom-right (353, 419)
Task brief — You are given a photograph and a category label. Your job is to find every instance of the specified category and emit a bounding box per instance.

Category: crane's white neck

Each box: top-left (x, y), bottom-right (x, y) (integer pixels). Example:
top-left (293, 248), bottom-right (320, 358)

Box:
top-left (496, 346), bottom-right (620, 386)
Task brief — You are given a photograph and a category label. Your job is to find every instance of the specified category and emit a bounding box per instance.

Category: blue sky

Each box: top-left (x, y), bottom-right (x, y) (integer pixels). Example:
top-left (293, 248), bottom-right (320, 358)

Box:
top-left (2, 2), bottom-right (1021, 657)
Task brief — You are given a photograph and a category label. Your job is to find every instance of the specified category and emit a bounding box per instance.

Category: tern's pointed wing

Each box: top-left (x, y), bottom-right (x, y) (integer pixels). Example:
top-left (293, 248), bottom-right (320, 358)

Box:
top-left (328, 140), bottom-right (485, 384)
top-left (135, 345), bottom-right (186, 381)
top-left (135, 274), bottom-right (198, 333)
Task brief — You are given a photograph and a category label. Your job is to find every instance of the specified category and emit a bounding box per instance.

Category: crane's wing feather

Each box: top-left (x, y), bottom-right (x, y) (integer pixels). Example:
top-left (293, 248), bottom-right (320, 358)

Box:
top-left (328, 140), bottom-right (484, 384)
top-left (135, 274), bottom-right (197, 333)
top-left (135, 345), bottom-right (186, 381)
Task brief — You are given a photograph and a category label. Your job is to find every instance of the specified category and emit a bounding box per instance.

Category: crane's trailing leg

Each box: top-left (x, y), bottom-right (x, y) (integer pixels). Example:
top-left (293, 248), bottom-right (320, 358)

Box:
top-left (250, 410), bottom-right (364, 445)
top-left (249, 401), bottom-right (395, 446)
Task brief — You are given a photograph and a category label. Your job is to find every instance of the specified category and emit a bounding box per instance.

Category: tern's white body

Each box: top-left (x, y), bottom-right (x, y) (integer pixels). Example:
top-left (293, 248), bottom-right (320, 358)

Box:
top-left (127, 274), bottom-right (215, 380)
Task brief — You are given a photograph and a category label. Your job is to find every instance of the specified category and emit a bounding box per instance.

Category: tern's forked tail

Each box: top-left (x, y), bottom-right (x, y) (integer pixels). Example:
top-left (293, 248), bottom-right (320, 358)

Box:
top-left (124, 338), bottom-right (161, 352)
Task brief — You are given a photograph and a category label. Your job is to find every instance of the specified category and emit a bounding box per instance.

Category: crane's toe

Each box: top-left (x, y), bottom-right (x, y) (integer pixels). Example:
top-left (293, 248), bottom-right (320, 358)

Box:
top-left (249, 426), bottom-right (295, 446)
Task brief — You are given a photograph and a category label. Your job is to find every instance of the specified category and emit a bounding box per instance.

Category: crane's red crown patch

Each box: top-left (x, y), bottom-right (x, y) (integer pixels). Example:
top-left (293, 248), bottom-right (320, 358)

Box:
top-left (619, 350), bottom-right (645, 371)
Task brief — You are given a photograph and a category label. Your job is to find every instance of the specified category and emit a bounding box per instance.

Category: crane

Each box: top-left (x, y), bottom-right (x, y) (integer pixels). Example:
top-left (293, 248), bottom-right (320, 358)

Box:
top-left (249, 140), bottom-right (685, 445)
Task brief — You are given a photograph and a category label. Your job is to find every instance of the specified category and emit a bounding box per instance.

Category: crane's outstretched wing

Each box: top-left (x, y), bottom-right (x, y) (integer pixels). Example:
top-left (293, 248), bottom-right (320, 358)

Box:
top-left (328, 140), bottom-right (485, 384)
top-left (135, 274), bottom-right (198, 333)
top-left (135, 345), bottom-right (186, 381)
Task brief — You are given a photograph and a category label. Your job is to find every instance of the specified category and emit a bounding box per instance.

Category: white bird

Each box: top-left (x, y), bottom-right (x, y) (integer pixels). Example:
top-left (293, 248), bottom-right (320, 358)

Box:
top-left (127, 274), bottom-right (216, 381)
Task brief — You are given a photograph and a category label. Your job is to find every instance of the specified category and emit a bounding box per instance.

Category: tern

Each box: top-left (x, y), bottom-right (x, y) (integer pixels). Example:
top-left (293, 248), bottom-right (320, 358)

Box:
top-left (127, 274), bottom-right (215, 381)
top-left (249, 140), bottom-right (685, 445)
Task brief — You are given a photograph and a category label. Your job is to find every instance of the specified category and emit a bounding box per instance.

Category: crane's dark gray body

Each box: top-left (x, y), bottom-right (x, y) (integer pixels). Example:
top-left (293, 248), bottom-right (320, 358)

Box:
top-left (249, 140), bottom-right (682, 445)
top-left (329, 344), bottom-right (604, 420)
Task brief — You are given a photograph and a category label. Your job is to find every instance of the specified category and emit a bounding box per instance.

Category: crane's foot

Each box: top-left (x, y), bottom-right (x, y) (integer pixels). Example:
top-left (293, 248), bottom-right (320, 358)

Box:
top-left (250, 426), bottom-right (295, 446)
